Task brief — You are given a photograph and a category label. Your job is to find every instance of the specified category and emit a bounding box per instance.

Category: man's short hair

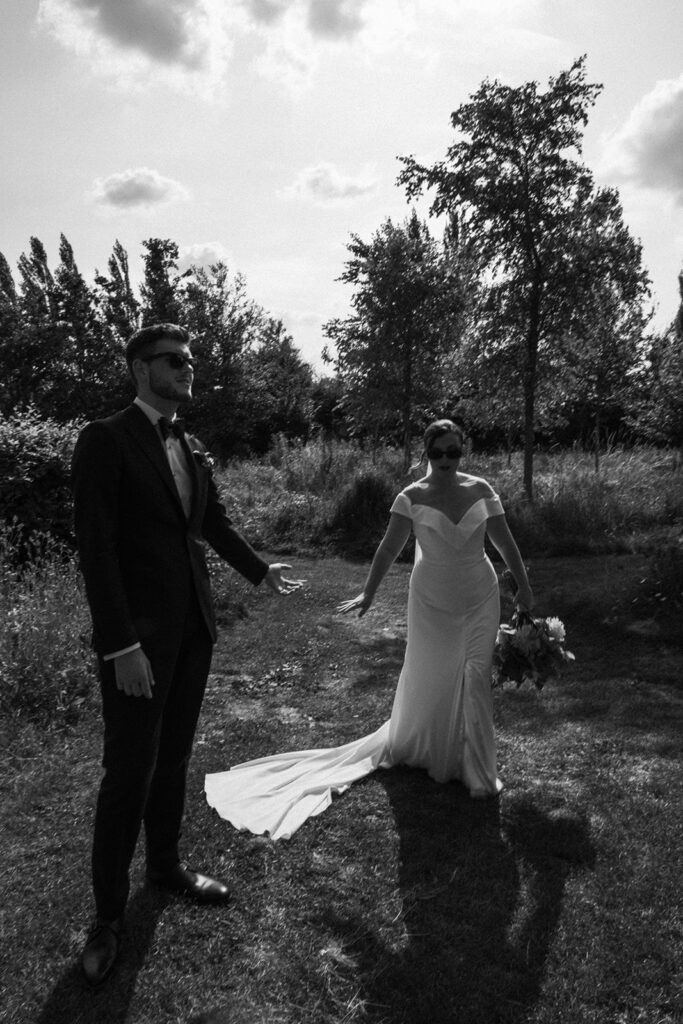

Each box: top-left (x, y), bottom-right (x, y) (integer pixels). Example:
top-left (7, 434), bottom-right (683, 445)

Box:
top-left (125, 323), bottom-right (190, 375)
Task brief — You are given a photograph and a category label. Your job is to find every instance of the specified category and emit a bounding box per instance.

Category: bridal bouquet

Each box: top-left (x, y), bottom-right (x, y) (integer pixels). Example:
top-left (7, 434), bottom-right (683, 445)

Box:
top-left (493, 610), bottom-right (574, 691)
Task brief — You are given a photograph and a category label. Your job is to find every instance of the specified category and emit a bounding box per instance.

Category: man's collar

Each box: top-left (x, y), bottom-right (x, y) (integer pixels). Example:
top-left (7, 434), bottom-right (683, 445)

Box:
top-left (134, 396), bottom-right (175, 425)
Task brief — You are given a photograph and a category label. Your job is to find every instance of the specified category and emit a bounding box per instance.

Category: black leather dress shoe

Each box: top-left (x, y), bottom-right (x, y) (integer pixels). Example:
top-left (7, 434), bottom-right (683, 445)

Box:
top-left (81, 917), bottom-right (122, 986)
top-left (147, 863), bottom-right (230, 903)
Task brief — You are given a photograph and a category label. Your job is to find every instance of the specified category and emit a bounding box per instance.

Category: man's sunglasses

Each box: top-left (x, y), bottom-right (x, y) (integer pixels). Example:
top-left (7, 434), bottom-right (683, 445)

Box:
top-left (427, 447), bottom-right (462, 460)
top-left (141, 352), bottom-right (196, 370)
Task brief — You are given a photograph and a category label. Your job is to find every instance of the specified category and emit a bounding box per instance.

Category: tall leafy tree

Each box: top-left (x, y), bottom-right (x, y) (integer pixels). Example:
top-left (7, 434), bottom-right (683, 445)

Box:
top-left (179, 261), bottom-right (268, 455)
top-left (241, 319), bottom-right (313, 452)
top-left (0, 253), bottom-right (20, 414)
top-left (11, 237), bottom-right (62, 415)
top-left (139, 238), bottom-right (185, 325)
top-left (636, 271), bottom-right (683, 449)
top-left (324, 210), bottom-right (465, 465)
top-left (399, 56), bottom-right (623, 498)
top-left (94, 239), bottom-right (140, 341)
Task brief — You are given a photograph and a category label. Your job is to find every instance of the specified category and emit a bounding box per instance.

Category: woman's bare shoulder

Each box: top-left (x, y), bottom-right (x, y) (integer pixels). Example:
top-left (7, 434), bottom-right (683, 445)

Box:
top-left (402, 479), bottom-right (430, 503)
top-left (459, 473), bottom-right (495, 497)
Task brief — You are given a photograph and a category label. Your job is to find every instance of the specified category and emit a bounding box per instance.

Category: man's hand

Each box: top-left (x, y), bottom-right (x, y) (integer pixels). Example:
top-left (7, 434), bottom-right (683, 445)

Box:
top-left (114, 648), bottom-right (156, 699)
top-left (264, 563), bottom-right (305, 596)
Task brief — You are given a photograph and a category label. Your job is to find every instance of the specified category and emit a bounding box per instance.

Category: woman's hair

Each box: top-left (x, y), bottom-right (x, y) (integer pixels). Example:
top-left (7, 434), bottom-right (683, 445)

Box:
top-left (423, 419), bottom-right (464, 451)
top-left (410, 418), bottom-right (465, 473)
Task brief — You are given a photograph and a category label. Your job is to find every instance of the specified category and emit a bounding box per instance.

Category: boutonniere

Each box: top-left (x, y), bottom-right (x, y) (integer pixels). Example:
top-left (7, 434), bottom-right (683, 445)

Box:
top-left (192, 449), bottom-right (215, 471)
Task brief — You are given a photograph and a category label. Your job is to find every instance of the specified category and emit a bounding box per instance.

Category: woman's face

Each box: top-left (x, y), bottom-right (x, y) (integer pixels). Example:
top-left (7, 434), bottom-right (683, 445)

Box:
top-left (427, 431), bottom-right (463, 472)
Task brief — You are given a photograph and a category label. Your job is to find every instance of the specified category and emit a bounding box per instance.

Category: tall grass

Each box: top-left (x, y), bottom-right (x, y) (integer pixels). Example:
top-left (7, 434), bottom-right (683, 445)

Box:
top-left (216, 438), bottom-right (683, 559)
top-left (1, 440), bottom-right (681, 732)
top-left (0, 525), bottom-right (96, 728)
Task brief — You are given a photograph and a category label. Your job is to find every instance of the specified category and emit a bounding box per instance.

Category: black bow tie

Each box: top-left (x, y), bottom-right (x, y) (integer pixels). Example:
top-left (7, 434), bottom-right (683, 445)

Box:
top-left (158, 416), bottom-right (185, 441)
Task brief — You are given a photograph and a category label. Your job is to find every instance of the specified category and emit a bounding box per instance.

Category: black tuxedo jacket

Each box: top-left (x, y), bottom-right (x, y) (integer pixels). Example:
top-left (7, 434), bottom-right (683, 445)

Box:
top-left (72, 403), bottom-right (268, 657)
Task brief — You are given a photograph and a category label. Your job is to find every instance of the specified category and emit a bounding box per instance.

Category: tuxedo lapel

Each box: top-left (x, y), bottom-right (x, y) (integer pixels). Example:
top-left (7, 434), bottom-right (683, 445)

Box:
top-left (121, 405), bottom-right (188, 518)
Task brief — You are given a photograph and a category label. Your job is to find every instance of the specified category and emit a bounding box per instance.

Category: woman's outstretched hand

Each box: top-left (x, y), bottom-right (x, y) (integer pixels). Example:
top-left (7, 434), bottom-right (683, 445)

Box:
top-left (337, 592), bottom-right (373, 618)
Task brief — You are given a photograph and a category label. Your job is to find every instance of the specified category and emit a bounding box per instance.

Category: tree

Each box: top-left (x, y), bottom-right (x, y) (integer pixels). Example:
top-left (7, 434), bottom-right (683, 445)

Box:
top-left (324, 210), bottom-right (465, 465)
top-left (636, 270), bottom-right (683, 450)
top-left (240, 319), bottom-right (313, 452)
top-left (400, 56), bottom-right (619, 498)
top-left (179, 261), bottom-right (269, 456)
top-left (94, 239), bottom-right (140, 341)
top-left (139, 238), bottom-right (186, 324)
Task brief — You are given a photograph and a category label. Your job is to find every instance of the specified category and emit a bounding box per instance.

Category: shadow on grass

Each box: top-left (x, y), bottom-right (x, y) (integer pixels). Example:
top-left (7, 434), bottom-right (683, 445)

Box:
top-left (325, 770), bottom-right (594, 1024)
top-left (36, 885), bottom-right (171, 1024)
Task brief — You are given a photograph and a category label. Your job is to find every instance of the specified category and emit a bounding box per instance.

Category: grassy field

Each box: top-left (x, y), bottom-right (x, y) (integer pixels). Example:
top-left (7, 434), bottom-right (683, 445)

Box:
top-left (1, 551), bottom-right (681, 1024)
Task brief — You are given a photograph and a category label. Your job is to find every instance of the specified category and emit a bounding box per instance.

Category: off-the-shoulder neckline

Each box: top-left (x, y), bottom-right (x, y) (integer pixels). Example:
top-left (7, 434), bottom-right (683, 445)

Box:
top-left (408, 495), bottom-right (499, 529)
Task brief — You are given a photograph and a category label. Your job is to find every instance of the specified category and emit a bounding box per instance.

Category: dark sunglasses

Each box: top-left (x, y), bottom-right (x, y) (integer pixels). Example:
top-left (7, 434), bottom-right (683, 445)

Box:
top-left (428, 446), bottom-right (462, 460)
top-left (141, 352), bottom-right (196, 371)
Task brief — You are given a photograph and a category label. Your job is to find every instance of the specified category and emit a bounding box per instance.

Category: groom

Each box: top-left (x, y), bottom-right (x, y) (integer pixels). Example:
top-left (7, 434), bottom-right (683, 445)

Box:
top-left (72, 322), bottom-right (301, 986)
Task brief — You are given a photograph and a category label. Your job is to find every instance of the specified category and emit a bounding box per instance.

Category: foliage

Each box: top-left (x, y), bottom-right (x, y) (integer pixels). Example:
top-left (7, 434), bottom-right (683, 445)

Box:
top-left (324, 210), bottom-right (465, 464)
top-left (215, 439), bottom-right (683, 561)
top-left (400, 56), bottom-right (650, 499)
top-left (0, 525), bottom-right (95, 725)
top-left (636, 323), bottom-right (683, 448)
top-left (323, 471), bottom-right (401, 558)
top-left (239, 319), bottom-right (314, 453)
top-left (0, 404), bottom-right (82, 548)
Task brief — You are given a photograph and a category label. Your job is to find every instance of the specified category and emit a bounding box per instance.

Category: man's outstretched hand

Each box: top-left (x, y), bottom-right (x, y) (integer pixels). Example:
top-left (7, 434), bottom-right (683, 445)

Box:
top-left (264, 563), bottom-right (305, 595)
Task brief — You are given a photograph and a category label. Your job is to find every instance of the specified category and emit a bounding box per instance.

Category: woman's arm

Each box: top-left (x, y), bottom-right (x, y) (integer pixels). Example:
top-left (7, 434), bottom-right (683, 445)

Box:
top-left (338, 512), bottom-right (412, 617)
top-left (486, 514), bottom-right (534, 611)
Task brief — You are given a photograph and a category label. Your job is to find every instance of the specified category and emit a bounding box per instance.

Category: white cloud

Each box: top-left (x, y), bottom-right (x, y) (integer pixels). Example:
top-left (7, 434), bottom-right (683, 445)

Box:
top-left (602, 75), bottom-right (683, 204)
top-left (89, 167), bottom-right (190, 209)
top-left (37, 0), bottom-right (230, 93)
top-left (243, 0), bottom-right (369, 39)
top-left (282, 162), bottom-right (379, 204)
top-left (178, 241), bottom-right (233, 272)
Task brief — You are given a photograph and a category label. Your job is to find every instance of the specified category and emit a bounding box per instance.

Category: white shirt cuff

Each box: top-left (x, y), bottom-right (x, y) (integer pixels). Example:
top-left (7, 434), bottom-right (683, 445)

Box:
top-left (102, 643), bottom-right (142, 661)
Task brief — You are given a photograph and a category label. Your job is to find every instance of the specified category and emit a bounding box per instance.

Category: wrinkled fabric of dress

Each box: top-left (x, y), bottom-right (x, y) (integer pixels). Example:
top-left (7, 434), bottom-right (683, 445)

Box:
top-left (205, 491), bottom-right (504, 840)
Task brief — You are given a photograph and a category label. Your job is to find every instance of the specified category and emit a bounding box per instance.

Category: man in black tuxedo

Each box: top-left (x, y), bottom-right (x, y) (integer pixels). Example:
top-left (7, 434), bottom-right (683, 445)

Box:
top-left (72, 322), bottom-right (302, 986)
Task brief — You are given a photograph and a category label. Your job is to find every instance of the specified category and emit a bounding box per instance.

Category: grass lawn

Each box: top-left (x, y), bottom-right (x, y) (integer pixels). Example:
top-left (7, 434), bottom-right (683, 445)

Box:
top-left (1, 554), bottom-right (681, 1024)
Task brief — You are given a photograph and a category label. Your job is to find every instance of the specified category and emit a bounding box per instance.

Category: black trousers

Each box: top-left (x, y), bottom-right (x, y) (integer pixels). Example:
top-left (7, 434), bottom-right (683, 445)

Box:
top-left (91, 594), bottom-right (213, 921)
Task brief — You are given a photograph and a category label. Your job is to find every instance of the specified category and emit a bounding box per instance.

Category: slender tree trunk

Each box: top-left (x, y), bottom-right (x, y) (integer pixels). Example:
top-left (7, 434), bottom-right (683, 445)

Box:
top-left (523, 277), bottom-right (542, 502)
top-left (402, 344), bottom-right (413, 470)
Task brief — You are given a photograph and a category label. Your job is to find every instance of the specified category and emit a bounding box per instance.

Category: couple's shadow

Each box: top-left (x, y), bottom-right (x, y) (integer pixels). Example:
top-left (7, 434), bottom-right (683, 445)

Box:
top-left (36, 884), bottom-right (171, 1024)
top-left (325, 769), bottom-right (595, 1024)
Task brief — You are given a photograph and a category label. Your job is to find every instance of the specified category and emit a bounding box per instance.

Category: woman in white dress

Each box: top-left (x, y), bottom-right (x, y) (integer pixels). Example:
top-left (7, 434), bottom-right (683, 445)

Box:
top-left (205, 420), bottom-right (533, 839)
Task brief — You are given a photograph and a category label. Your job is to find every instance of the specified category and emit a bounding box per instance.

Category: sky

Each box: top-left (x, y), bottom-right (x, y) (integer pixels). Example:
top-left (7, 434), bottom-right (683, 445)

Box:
top-left (2, 0), bottom-right (682, 371)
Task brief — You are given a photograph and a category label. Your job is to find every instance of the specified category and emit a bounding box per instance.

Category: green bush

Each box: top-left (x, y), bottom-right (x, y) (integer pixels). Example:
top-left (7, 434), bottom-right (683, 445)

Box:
top-left (0, 526), bottom-right (96, 726)
top-left (0, 404), bottom-right (83, 550)
top-left (325, 471), bottom-right (399, 558)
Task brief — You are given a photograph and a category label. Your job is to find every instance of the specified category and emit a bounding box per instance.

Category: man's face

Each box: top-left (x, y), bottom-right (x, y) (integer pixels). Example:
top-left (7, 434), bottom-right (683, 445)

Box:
top-left (138, 338), bottom-right (195, 405)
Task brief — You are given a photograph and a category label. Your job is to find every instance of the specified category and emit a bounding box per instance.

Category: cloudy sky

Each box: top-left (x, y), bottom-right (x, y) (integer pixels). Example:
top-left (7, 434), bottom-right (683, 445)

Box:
top-left (2, 0), bottom-right (682, 369)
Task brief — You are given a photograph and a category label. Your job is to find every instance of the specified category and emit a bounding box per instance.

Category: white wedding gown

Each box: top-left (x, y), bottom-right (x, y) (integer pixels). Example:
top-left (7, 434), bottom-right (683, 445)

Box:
top-left (205, 490), bottom-right (504, 840)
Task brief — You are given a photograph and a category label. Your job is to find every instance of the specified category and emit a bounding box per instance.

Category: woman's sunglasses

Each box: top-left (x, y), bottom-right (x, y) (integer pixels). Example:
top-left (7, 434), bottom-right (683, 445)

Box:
top-left (141, 352), bottom-right (196, 370)
top-left (427, 447), bottom-right (462, 460)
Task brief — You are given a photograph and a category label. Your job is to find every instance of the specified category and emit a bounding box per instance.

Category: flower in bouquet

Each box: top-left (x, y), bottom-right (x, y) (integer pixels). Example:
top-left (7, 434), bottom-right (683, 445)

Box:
top-left (493, 610), bottom-right (574, 691)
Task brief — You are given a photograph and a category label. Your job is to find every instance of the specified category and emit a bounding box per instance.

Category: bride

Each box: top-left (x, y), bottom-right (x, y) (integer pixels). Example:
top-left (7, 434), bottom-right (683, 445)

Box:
top-left (205, 420), bottom-right (534, 839)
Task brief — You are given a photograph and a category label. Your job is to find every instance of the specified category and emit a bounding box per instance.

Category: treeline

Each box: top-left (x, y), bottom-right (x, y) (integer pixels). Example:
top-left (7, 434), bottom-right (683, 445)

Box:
top-left (0, 235), bottom-right (336, 459)
top-left (323, 58), bottom-right (683, 501)
top-left (1, 57), bottom-right (682, 489)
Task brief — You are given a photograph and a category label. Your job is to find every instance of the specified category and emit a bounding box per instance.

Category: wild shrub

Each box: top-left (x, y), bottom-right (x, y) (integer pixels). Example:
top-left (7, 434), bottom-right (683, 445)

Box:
top-left (0, 404), bottom-right (83, 551)
top-left (0, 526), bottom-right (95, 727)
top-left (325, 471), bottom-right (399, 558)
